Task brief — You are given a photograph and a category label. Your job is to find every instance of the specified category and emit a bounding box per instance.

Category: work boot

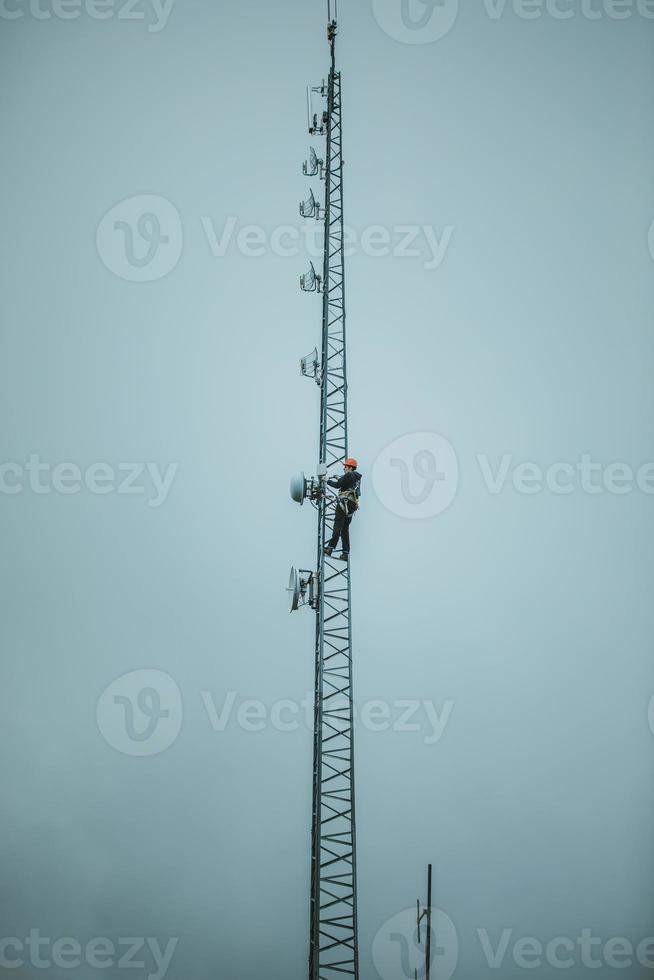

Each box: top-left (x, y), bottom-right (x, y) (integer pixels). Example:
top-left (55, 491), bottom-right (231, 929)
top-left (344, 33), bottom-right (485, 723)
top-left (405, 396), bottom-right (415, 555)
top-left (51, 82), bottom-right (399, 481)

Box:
top-left (323, 546), bottom-right (333, 557)
top-left (338, 552), bottom-right (349, 562)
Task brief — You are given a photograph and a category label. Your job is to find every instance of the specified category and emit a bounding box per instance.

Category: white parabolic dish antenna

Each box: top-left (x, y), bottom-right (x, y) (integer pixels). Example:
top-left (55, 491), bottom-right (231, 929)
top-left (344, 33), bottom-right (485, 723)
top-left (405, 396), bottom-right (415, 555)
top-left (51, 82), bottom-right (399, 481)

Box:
top-left (287, 567), bottom-right (301, 612)
top-left (290, 472), bottom-right (307, 505)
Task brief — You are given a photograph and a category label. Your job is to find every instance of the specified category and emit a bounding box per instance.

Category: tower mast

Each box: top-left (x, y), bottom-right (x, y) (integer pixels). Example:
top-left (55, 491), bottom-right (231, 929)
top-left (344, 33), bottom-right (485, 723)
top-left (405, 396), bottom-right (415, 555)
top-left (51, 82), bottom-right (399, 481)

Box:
top-left (311, 14), bottom-right (358, 980)
top-left (292, 4), bottom-right (359, 978)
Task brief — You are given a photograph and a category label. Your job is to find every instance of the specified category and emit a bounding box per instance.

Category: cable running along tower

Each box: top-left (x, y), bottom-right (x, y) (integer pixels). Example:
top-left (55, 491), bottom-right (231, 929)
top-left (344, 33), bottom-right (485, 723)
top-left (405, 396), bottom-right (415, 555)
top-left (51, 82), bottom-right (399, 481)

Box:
top-left (289, 4), bottom-right (359, 978)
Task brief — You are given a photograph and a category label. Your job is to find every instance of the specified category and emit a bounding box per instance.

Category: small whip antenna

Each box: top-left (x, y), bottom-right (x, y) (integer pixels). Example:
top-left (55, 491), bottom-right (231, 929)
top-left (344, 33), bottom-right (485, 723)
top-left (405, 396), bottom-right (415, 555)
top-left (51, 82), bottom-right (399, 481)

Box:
top-left (415, 864), bottom-right (433, 980)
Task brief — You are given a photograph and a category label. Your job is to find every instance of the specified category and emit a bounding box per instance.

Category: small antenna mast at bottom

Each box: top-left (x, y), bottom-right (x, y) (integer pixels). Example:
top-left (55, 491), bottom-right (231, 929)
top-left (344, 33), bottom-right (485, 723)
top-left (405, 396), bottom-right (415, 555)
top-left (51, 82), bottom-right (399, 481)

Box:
top-left (415, 864), bottom-right (433, 980)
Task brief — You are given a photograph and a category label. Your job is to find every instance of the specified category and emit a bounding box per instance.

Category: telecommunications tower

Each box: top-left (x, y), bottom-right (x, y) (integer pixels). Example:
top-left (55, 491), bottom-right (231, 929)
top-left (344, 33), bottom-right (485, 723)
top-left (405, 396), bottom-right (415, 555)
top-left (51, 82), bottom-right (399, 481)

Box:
top-left (288, 2), bottom-right (359, 977)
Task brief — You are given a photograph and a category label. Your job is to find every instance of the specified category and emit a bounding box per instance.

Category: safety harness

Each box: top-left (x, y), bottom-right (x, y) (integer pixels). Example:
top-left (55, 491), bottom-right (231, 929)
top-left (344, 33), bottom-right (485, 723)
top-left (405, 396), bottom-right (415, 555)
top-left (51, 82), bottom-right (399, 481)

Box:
top-left (337, 479), bottom-right (361, 515)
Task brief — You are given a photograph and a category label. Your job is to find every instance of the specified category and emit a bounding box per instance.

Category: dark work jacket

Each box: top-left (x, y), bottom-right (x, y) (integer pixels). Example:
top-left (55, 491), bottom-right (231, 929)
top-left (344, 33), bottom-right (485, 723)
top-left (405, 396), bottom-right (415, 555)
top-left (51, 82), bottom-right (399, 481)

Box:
top-left (327, 470), bottom-right (361, 493)
top-left (328, 471), bottom-right (361, 513)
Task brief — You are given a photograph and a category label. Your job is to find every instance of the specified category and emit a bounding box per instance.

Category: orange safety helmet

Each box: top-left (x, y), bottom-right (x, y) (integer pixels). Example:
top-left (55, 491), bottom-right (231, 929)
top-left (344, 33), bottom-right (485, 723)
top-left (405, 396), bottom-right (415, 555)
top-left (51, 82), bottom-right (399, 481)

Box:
top-left (343, 457), bottom-right (358, 469)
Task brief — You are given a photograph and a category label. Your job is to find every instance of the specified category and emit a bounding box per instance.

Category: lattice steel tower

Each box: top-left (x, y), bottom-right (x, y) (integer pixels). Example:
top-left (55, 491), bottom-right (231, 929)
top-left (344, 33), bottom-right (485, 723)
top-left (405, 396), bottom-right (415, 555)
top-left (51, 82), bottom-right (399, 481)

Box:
top-left (288, 5), bottom-right (359, 978)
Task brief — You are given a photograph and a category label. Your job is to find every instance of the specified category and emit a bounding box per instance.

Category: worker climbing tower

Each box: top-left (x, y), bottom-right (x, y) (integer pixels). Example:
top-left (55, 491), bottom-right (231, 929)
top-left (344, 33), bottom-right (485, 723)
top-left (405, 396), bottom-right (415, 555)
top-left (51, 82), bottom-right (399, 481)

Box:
top-left (288, 3), bottom-right (359, 978)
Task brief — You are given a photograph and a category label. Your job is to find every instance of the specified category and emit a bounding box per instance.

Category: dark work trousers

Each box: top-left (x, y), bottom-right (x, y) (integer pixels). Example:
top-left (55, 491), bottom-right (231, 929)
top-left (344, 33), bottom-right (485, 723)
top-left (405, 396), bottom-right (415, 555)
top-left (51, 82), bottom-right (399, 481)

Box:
top-left (328, 502), bottom-right (354, 553)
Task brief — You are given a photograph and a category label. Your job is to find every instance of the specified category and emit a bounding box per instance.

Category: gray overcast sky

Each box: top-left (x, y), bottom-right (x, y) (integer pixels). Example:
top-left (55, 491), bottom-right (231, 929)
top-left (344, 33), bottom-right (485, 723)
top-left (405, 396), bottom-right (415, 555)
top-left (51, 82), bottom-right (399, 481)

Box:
top-left (1, 1), bottom-right (654, 978)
